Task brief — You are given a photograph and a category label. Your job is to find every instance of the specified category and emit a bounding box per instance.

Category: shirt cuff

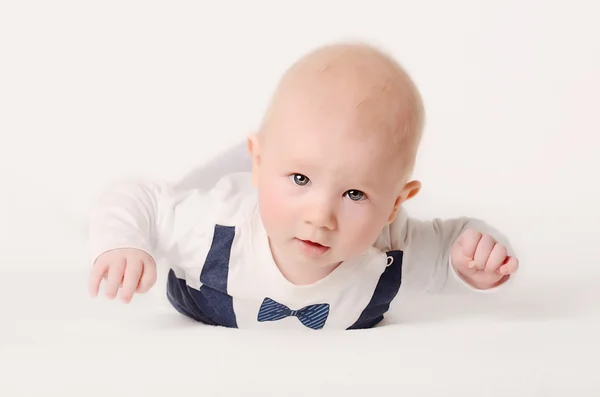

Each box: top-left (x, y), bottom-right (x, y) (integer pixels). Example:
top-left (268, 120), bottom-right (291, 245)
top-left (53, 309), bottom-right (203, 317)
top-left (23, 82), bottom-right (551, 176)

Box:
top-left (88, 235), bottom-right (155, 267)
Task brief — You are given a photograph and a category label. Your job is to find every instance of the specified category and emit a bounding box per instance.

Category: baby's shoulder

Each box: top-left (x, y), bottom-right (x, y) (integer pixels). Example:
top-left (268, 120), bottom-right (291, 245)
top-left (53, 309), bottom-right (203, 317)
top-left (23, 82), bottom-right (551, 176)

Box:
top-left (209, 171), bottom-right (254, 197)
top-left (205, 171), bottom-right (257, 223)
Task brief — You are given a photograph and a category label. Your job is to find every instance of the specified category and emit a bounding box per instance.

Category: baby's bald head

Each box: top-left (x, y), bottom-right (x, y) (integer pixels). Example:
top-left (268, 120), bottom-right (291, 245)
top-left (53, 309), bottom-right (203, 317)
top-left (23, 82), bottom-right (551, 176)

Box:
top-left (257, 42), bottom-right (424, 175)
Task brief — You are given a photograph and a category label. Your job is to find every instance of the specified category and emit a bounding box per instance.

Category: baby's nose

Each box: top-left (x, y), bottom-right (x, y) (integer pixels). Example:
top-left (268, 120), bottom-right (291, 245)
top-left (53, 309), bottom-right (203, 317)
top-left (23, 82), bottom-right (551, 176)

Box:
top-left (303, 202), bottom-right (337, 230)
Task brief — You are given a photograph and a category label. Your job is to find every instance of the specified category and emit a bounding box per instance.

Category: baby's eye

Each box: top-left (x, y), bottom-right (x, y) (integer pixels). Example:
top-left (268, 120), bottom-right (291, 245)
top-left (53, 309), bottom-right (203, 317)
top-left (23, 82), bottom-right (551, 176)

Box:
top-left (290, 173), bottom-right (310, 186)
top-left (345, 190), bottom-right (365, 201)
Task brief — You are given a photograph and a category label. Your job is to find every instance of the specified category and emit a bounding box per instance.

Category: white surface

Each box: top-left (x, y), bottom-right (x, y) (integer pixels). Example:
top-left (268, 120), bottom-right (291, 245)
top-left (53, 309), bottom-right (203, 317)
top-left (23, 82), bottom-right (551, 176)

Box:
top-left (1, 1), bottom-right (600, 395)
top-left (1, 266), bottom-right (599, 396)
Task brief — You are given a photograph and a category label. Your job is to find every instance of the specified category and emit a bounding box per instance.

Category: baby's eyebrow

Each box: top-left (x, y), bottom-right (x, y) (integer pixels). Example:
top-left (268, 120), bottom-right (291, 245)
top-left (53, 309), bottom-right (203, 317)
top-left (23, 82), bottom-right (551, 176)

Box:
top-left (351, 179), bottom-right (379, 193)
top-left (334, 172), bottom-right (379, 193)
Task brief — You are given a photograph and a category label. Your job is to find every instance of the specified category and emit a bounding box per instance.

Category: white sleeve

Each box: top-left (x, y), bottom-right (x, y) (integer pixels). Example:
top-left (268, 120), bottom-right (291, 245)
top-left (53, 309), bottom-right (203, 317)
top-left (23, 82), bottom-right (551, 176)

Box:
top-left (88, 177), bottom-right (213, 266)
top-left (384, 209), bottom-right (516, 294)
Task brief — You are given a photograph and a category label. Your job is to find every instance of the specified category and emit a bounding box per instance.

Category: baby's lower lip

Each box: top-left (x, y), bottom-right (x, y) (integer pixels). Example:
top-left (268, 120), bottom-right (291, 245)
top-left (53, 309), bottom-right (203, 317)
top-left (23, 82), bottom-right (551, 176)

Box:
top-left (296, 238), bottom-right (329, 256)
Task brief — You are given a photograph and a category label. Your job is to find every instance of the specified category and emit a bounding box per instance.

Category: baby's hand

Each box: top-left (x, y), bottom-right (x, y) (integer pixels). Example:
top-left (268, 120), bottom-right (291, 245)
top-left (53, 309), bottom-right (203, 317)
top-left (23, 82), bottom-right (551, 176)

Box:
top-left (450, 229), bottom-right (519, 289)
top-left (88, 248), bottom-right (157, 303)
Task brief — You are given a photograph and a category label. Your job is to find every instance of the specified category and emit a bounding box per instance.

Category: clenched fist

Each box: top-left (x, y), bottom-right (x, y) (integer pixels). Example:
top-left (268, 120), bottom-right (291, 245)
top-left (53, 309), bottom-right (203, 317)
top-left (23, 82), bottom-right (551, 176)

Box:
top-left (89, 248), bottom-right (157, 303)
top-left (450, 229), bottom-right (519, 289)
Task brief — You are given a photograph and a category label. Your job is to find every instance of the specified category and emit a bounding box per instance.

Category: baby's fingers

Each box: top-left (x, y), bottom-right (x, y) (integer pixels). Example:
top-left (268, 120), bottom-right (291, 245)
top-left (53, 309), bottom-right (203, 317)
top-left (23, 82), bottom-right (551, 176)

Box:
top-left (89, 260), bottom-right (108, 297)
top-left (457, 229), bottom-right (482, 261)
top-left (499, 256), bottom-right (519, 275)
top-left (120, 260), bottom-right (143, 303)
top-left (136, 260), bottom-right (157, 293)
top-left (105, 258), bottom-right (126, 299)
top-left (484, 243), bottom-right (507, 274)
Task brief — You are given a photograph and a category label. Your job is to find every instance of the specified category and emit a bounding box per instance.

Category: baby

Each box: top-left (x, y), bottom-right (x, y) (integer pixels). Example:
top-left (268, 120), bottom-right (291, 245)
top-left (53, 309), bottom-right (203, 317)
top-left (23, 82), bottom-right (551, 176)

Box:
top-left (87, 42), bottom-right (519, 330)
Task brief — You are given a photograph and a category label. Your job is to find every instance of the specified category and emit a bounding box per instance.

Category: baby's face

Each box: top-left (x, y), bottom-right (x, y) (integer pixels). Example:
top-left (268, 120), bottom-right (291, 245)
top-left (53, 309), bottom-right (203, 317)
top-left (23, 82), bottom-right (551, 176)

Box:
top-left (252, 100), bottom-right (414, 271)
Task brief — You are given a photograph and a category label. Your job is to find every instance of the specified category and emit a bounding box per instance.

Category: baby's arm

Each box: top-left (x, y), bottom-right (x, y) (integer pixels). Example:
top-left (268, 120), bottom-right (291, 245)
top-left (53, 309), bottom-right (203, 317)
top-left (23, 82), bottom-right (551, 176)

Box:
top-left (386, 209), bottom-right (519, 293)
top-left (89, 179), bottom-right (162, 263)
top-left (88, 178), bottom-right (211, 302)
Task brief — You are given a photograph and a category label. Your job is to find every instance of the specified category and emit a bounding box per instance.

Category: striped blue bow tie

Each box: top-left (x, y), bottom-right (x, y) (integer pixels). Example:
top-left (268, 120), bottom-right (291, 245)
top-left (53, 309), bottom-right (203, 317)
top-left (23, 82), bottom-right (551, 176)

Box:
top-left (257, 297), bottom-right (330, 330)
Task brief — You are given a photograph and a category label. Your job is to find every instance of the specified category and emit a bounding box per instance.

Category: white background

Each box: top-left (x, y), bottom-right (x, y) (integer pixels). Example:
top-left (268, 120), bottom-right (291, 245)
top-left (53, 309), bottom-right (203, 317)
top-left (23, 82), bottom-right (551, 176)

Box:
top-left (1, 1), bottom-right (599, 396)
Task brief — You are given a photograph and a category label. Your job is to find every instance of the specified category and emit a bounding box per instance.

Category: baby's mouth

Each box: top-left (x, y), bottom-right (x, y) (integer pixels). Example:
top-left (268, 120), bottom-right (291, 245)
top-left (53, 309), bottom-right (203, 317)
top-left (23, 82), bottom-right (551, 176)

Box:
top-left (296, 238), bottom-right (330, 255)
top-left (301, 239), bottom-right (326, 247)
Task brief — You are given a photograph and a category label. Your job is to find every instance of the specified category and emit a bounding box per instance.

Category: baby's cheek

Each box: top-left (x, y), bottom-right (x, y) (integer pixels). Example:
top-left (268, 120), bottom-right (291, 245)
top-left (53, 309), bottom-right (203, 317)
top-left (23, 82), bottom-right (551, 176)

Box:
top-left (351, 226), bottom-right (378, 252)
top-left (258, 183), bottom-right (288, 233)
top-left (343, 213), bottom-right (387, 254)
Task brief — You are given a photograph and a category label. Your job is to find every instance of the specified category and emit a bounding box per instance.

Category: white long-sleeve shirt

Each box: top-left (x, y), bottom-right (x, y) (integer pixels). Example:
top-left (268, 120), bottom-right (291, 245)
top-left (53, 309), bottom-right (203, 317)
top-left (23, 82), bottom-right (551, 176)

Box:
top-left (88, 145), bottom-right (514, 330)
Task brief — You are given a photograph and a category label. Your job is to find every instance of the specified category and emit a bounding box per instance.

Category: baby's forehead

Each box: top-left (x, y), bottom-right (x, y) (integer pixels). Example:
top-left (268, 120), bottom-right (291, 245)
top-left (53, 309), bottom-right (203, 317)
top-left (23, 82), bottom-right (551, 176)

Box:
top-left (272, 125), bottom-right (407, 180)
top-left (268, 93), bottom-right (409, 156)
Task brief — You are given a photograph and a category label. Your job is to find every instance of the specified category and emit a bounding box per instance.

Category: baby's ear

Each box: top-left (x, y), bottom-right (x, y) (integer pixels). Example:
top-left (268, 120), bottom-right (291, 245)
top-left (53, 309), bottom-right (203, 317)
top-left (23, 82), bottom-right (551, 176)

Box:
top-left (387, 180), bottom-right (421, 223)
top-left (246, 134), bottom-right (260, 161)
top-left (402, 180), bottom-right (421, 201)
top-left (247, 134), bottom-right (261, 186)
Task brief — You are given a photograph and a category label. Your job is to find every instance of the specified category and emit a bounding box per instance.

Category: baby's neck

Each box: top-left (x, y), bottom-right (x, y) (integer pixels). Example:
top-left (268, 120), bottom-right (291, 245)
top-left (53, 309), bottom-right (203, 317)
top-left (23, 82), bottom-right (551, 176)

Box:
top-left (277, 261), bottom-right (338, 285)
top-left (269, 242), bottom-right (341, 286)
